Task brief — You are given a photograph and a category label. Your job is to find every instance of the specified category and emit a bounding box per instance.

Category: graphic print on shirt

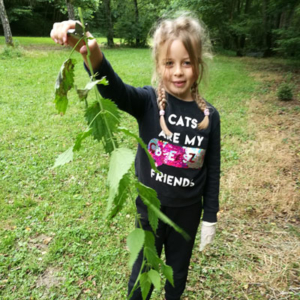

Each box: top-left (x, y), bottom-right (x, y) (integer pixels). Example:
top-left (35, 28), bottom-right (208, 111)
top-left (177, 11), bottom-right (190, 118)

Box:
top-left (148, 138), bottom-right (206, 169)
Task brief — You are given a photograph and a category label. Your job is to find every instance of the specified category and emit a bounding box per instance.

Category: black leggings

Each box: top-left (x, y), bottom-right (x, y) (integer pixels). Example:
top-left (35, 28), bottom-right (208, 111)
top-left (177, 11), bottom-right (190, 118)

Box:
top-left (128, 198), bottom-right (202, 300)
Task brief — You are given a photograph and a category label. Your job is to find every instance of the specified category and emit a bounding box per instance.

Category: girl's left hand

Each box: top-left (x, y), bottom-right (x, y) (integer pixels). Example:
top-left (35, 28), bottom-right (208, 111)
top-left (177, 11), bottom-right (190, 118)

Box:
top-left (199, 221), bottom-right (216, 251)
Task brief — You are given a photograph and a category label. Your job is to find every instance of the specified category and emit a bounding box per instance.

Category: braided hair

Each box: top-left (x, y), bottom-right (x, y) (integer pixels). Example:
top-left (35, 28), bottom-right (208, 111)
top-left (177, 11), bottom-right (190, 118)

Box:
top-left (152, 13), bottom-right (212, 136)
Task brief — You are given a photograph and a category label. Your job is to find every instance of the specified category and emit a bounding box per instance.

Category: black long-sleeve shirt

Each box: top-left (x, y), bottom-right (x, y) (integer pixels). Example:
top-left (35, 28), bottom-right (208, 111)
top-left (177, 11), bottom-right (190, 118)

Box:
top-left (88, 55), bottom-right (221, 222)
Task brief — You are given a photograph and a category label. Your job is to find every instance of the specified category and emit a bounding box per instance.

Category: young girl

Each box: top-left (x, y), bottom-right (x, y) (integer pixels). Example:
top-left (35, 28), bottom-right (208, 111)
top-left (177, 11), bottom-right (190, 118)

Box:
top-left (51, 13), bottom-right (220, 300)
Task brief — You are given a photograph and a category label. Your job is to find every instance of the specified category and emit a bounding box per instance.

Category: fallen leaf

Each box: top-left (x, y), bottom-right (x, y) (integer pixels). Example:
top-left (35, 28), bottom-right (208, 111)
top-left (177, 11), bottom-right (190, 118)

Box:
top-left (43, 237), bottom-right (52, 245)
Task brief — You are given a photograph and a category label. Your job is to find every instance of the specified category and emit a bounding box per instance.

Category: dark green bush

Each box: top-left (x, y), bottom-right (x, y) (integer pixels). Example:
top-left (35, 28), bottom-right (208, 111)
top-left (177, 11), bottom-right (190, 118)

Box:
top-left (277, 83), bottom-right (294, 101)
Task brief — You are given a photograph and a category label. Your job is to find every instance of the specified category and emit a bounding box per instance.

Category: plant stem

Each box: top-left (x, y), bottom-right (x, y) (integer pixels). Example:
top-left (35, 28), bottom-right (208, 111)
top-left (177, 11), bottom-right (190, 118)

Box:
top-left (127, 259), bottom-right (146, 300)
top-left (68, 36), bottom-right (84, 60)
top-left (78, 7), bottom-right (117, 151)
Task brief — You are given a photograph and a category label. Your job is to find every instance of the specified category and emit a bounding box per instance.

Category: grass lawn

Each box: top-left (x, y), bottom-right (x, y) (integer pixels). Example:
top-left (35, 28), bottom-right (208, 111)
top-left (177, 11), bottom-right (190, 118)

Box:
top-left (0, 38), bottom-right (299, 300)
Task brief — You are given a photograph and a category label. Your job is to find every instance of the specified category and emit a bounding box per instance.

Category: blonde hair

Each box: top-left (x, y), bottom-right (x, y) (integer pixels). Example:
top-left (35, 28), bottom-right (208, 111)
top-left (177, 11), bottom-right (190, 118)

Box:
top-left (151, 13), bottom-right (212, 136)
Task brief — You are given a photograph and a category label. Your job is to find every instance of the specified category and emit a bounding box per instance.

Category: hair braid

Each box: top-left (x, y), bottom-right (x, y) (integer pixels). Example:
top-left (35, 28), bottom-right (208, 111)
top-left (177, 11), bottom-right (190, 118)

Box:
top-left (191, 83), bottom-right (209, 130)
top-left (157, 81), bottom-right (173, 137)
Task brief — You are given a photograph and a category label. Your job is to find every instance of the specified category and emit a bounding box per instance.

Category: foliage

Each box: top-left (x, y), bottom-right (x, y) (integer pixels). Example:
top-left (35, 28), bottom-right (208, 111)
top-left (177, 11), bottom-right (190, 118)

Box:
top-left (277, 82), bottom-right (294, 101)
top-left (111, 0), bottom-right (170, 47)
top-left (2, 0), bottom-right (98, 36)
top-left (2, 0), bottom-right (300, 57)
top-left (164, 0), bottom-right (300, 57)
top-left (273, 29), bottom-right (300, 58)
top-left (54, 58), bottom-right (76, 114)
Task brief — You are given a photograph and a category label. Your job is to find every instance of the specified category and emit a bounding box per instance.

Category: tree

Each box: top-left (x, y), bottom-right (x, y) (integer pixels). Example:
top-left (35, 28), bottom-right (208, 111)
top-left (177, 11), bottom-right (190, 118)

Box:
top-left (270, 0), bottom-right (300, 57)
top-left (164, 0), bottom-right (300, 57)
top-left (113, 0), bottom-right (170, 47)
top-left (103, 0), bottom-right (114, 47)
top-left (66, 0), bottom-right (75, 20)
top-left (0, 0), bottom-right (13, 46)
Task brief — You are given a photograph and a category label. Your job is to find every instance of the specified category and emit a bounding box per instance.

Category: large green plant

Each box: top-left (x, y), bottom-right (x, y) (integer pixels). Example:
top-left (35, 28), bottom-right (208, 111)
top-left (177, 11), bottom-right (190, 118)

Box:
top-left (52, 9), bottom-right (188, 299)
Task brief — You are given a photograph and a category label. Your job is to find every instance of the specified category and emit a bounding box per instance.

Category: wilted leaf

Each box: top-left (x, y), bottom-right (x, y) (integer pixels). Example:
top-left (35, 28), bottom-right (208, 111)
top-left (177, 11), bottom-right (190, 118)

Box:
top-left (52, 146), bottom-right (73, 169)
top-left (127, 228), bottom-right (145, 268)
top-left (54, 58), bottom-right (76, 114)
top-left (43, 237), bottom-right (52, 245)
top-left (76, 77), bottom-right (108, 102)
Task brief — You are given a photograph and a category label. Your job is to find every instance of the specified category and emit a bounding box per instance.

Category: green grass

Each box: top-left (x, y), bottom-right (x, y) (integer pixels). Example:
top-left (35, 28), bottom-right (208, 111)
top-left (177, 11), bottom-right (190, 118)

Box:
top-left (0, 36), bottom-right (122, 47)
top-left (0, 38), bottom-right (299, 300)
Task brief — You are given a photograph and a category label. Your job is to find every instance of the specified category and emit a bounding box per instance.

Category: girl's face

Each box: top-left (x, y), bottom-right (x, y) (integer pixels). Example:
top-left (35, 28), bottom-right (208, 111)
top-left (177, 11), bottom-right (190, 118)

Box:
top-left (158, 39), bottom-right (196, 102)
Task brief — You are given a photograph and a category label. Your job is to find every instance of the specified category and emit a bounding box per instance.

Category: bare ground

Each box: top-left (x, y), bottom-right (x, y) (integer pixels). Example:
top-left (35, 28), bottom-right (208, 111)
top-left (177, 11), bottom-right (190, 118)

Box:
top-left (216, 58), bottom-right (300, 299)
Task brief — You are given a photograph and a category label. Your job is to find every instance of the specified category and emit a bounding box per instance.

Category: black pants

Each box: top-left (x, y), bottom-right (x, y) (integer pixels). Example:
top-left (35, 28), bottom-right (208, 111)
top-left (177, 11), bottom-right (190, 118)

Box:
top-left (128, 198), bottom-right (202, 300)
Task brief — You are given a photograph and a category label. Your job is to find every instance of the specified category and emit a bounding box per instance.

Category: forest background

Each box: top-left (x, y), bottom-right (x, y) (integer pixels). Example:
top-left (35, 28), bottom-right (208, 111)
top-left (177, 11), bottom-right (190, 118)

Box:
top-left (1, 0), bottom-right (300, 58)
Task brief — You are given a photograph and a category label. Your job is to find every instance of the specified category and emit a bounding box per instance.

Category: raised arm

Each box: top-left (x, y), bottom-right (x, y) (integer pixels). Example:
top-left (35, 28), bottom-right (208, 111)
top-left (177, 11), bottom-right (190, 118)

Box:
top-left (50, 21), bottom-right (153, 119)
top-left (50, 20), bottom-right (102, 72)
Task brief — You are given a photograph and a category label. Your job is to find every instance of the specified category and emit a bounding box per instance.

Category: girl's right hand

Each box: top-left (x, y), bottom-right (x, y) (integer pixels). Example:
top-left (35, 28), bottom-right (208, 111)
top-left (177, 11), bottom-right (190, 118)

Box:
top-left (50, 21), bottom-right (82, 49)
top-left (50, 20), bottom-right (103, 71)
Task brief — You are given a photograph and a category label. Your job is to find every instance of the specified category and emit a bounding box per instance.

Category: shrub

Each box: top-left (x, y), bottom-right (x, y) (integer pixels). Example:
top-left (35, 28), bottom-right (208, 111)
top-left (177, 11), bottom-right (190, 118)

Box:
top-left (0, 41), bottom-right (24, 59)
top-left (277, 83), bottom-right (294, 101)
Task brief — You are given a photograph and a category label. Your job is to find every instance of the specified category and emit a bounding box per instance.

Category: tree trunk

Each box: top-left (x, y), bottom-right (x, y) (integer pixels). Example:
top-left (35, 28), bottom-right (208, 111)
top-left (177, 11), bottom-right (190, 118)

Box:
top-left (103, 0), bottom-right (114, 47)
top-left (66, 0), bottom-right (75, 20)
top-left (0, 0), bottom-right (13, 46)
top-left (133, 0), bottom-right (140, 47)
top-left (239, 0), bottom-right (251, 52)
top-left (262, 0), bottom-right (273, 57)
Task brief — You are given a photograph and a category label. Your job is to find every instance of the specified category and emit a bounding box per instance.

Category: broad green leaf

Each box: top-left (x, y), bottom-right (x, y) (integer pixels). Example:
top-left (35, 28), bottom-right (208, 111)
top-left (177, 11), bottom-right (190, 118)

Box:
top-left (106, 148), bottom-right (134, 217)
top-left (136, 182), bottom-right (190, 240)
top-left (52, 146), bottom-right (73, 169)
top-left (85, 101), bottom-right (105, 141)
top-left (85, 99), bottom-right (120, 154)
top-left (148, 269), bottom-right (161, 290)
top-left (108, 173), bottom-right (131, 219)
top-left (101, 98), bottom-right (120, 153)
top-left (119, 127), bottom-right (159, 173)
top-left (102, 98), bottom-right (120, 133)
top-left (136, 182), bottom-right (160, 232)
top-left (76, 77), bottom-right (109, 102)
top-left (103, 135), bottom-right (118, 154)
top-left (161, 263), bottom-right (174, 287)
top-left (54, 58), bottom-right (76, 114)
top-left (73, 128), bottom-right (92, 151)
top-left (140, 272), bottom-right (151, 300)
top-left (127, 228), bottom-right (145, 268)
top-left (144, 231), bottom-right (160, 270)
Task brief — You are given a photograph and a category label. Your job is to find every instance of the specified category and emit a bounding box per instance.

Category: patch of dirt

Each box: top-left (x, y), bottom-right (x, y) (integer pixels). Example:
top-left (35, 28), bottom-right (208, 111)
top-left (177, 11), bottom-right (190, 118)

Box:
top-left (28, 234), bottom-right (53, 253)
top-left (219, 58), bottom-right (300, 296)
top-left (36, 267), bottom-right (65, 288)
top-left (22, 45), bottom-right (67, 51)
top-left (222, 59), bottom-right (300, 222)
